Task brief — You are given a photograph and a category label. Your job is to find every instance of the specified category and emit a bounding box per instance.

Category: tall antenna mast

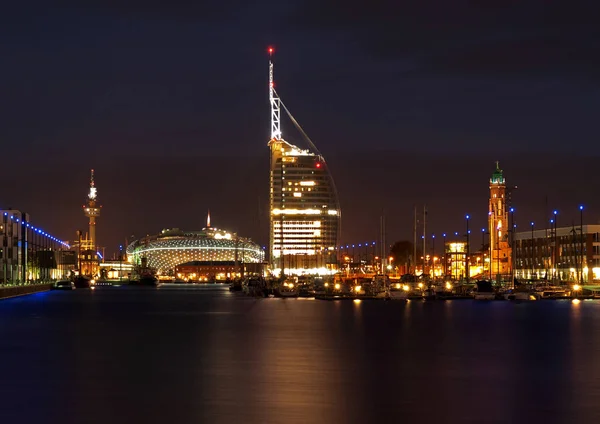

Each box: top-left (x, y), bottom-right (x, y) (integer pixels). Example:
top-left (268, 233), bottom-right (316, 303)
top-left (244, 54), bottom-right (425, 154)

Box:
top-left (268, 46), bottom-right (281, 140)
top-left (88, 169), bottom-right (97, 201)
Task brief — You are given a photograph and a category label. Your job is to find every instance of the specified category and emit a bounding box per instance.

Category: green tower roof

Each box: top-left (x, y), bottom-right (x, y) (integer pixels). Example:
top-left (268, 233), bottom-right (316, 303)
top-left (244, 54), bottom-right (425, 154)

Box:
top-left (490, 161), bottom-right (505, 185)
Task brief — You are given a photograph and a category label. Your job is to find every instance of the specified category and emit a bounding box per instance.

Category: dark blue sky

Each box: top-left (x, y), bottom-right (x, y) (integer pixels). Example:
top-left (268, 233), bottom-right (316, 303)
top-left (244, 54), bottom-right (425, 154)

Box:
top-left (1, 1), bottom-right (599, 254)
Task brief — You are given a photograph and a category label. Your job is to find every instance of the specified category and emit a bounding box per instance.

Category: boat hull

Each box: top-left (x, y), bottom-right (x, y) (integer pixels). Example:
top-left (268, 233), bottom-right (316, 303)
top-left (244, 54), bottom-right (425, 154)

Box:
top-left (474, 293), bottom-right (495, 300)
top-left (389, 291), bottom-right (408, 300)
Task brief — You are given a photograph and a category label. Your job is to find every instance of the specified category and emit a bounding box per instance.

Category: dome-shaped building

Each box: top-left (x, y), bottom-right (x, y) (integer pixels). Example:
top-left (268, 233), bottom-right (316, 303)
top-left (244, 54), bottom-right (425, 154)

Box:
top-left (127, 224), bottom-right (264, 279)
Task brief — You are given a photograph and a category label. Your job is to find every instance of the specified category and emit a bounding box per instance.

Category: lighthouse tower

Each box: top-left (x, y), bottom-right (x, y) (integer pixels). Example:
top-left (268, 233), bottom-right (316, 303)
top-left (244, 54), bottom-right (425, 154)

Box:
top-left (488, 162), bottom-right (511, 281)
top-left (83, 169), bottom-right (101, 250)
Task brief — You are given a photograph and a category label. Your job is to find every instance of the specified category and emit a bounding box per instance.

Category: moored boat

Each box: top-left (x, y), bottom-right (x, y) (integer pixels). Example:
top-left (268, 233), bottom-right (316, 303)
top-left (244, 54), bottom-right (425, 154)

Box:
top-left (534, 286), bottom-right (569, 299)
top-left (388, 283), bottom-right (409, 300)
top-left (473, 280), bottom-right (495, 300)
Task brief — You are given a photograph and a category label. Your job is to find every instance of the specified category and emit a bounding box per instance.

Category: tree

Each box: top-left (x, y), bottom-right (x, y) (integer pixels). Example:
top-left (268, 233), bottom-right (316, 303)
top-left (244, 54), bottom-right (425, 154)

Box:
top-left (390, 240), bottom-right (422, 274)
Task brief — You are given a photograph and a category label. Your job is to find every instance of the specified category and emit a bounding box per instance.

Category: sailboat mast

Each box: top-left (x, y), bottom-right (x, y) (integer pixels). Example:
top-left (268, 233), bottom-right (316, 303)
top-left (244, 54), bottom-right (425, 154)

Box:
top-left (423, 205), bottom-right (427, 275)
top-left (413, 205), bottom-right (417, 274)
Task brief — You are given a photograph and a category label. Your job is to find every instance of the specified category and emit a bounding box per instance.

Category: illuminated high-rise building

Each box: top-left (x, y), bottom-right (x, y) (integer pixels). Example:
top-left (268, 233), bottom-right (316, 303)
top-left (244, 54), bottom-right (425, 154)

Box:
top-left (488, 162), bottom-right (512, 279)
top-left (267, 48), bottom-right (341, 276)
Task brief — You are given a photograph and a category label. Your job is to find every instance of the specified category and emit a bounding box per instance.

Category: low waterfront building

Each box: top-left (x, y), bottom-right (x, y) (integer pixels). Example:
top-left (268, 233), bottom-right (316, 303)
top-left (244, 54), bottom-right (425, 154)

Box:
top-left (174, 261), bottom-right (264, 281)
top-left (514, 224), bottom-right (600, 283)
top-left (0, 209), bottom-right (70, 283)
top-left (443, 241), bottom-right (489, 281)
top-left (70, 234), bottom-right (101, 277)
top-left (98, 260), bottom-right (135, 280)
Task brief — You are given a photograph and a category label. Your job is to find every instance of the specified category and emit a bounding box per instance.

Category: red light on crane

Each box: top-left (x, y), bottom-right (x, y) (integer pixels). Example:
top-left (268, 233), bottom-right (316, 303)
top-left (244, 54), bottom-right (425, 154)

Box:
top-left (268, 46), bottom-right (274, 55)
top-left (316, 162), bottom-right (322, 168)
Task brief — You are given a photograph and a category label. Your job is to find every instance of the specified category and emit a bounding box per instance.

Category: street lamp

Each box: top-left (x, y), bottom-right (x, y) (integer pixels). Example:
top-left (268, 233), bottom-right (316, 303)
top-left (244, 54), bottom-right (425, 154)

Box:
top-left (119, 244), bottom-right (123, 283)
top-left (465, 215), bottom-right (470, 283)
top-left (530, 222), bottom-right (535, 280)
top-left (453, 232), bottom-right (459, 280)
top-left (553, 210), bottom-right (558, 282)
top-left (509, 207), bottom-right (515, 287)
top-left (371, 241), bottom-right (376, 268)
top-left (431, 234), bottom-right (435, 278)
top-left (579, 205), bottom-right (584, 284)
top-left (442, 233), bottom-right (447, 277)
top-left (76, 230), bottom-right (82, 276)
top-left (480, 228), bottom-right (488, 280)
top-left (421, 234), bottom-right (426, 275)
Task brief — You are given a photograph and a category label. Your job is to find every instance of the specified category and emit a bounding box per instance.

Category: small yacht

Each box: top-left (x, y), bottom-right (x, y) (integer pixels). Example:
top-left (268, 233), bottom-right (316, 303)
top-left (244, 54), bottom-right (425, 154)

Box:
top-left (278, 279), bottom-right (299, 298)
top-left (504, 288), bottom-right (536, 301)
top-left (473, 280), bottom-right (496, 300)
top-left (388, 283), bottom-right (409, 300)
top-left (534, 285), bottom-right (569, 299)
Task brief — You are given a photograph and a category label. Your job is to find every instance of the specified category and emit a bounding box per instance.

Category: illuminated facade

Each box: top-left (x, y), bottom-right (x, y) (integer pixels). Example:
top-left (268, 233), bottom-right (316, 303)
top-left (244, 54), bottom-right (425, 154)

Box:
top-left (126, 226), bottom-right (264, 274)
top-left (446, 241), bottom-right (467, 280)
top-left (174, 261), bottom-right (265, 281)
top-left (513, 225), bottom-right (600, 283)
top-left (267, 50), bottom-right (341, 276)
top-left (1, 209), bottom-right (71, 283)
top-left (488, 162), bottom-right (512, 279)
top-left (445, 241), bottom-right (488, 281)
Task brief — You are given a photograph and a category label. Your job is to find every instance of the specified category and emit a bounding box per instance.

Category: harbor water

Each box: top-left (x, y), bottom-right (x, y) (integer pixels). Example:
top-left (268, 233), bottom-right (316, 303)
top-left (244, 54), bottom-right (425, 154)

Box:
top-left (1, 285), bottom-right (599, 424)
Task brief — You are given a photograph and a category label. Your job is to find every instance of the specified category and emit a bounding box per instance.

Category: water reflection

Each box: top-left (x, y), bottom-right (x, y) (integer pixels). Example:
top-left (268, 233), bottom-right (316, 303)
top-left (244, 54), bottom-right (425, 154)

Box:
top-left (1, 289), bottom-right (600, 423)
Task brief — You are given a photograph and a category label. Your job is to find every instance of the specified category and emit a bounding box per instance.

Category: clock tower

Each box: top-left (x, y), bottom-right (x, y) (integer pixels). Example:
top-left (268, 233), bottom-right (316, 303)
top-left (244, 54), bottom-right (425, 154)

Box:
top-left (488, 162), bottom-right (512, 281)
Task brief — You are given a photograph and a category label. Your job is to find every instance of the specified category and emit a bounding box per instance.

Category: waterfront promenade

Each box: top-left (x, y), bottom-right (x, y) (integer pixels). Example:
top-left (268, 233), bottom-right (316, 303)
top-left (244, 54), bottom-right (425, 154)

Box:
top-left (1, 285), bottom-right (600, 424)
top-left (0, 282), bottom-right (53, 299)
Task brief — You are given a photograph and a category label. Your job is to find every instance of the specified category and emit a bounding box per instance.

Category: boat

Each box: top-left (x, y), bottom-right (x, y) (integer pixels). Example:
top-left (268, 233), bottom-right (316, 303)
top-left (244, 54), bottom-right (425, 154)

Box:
top-left (277, 278), bottom-right (299, 298)
top-left (435, 281), bottom-right (455, 299)
top-left (388, 283), bottom-right (409, 300)
top-left (229, 279), bottom-right (243, 292)
top-left (74, 276), bottom-right (91, 289)
top-left (504, 287), bottom-right (536, 301)
top-left (243, 277), bottom-right (266, 296)
top-left (139, 273), bottom-right (158, 286)
top-left (279, 285), bottom-right (299, 298)
top-left (473, 280), bottom-right (495, 300)
top-left (534, 285), bottom-right (570, 299)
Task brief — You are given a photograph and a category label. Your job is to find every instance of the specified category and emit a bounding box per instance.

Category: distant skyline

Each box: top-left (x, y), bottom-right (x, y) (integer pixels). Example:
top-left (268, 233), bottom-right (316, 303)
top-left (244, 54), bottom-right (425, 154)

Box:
top-left (1, 1), bottom-right (599, 254)
top-left (2, 153), bottom-right (598, 257)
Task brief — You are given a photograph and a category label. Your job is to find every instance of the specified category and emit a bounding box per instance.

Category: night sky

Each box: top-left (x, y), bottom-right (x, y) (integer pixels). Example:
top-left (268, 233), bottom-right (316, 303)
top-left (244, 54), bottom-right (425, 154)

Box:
top-left (2, 1), bottom-right (599, 256)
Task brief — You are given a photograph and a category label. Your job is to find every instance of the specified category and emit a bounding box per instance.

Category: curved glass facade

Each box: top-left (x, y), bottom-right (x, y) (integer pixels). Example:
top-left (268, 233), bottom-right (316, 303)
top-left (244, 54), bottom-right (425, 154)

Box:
top-left (269, 139), bottom-right (341, 275)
